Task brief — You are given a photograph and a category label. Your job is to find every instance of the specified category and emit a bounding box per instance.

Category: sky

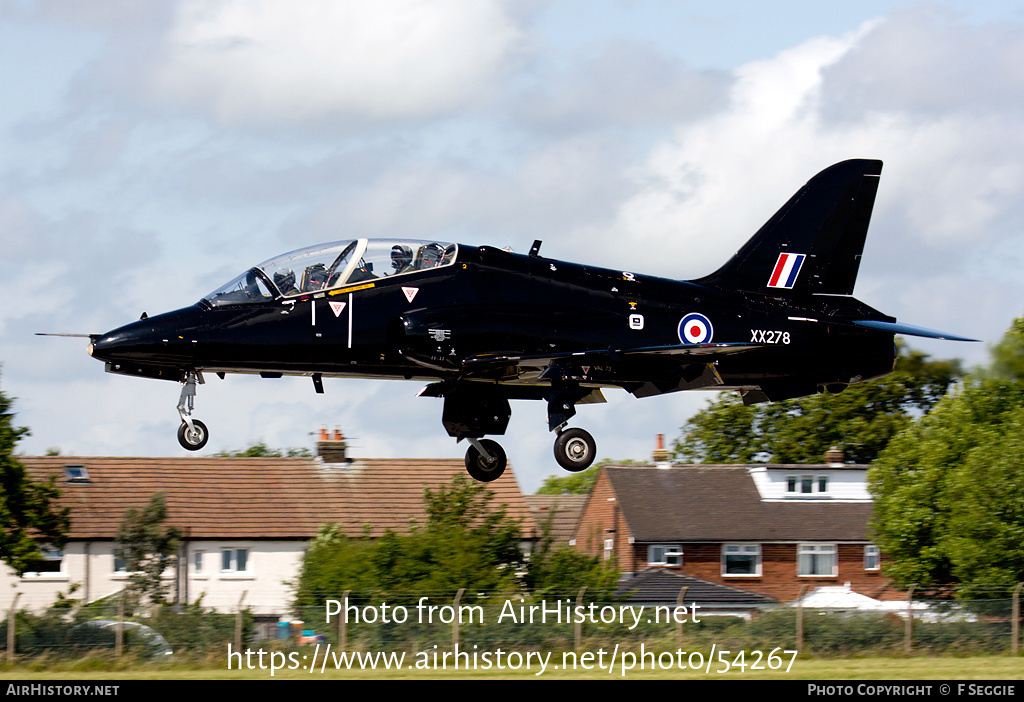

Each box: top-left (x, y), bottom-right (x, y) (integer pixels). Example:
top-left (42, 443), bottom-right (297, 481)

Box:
top-left (3, 0), bottom-right (1024, 493)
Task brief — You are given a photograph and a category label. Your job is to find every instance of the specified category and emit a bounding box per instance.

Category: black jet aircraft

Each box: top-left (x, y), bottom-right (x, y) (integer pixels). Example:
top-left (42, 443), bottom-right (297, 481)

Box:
top-left (61, 159), bottom-right (975, 482)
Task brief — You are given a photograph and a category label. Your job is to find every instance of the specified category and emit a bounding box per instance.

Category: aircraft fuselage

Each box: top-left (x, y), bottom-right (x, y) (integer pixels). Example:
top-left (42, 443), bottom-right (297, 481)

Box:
top-left (89, 243), bottom-right (895, 397)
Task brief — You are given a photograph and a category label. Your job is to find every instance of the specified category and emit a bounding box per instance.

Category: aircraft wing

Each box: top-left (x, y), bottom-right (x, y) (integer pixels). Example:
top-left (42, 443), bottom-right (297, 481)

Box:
top-left (459, 341), bottom-right (762, 371)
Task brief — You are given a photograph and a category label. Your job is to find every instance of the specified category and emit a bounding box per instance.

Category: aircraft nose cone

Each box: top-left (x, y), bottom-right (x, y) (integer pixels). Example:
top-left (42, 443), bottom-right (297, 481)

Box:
top-left (87, 331), bottom-right (121, 361)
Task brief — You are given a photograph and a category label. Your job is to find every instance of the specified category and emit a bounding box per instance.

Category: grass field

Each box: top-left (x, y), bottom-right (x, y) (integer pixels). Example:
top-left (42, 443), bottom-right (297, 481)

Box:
top-left (1, 655), bottom-right (1022, 680)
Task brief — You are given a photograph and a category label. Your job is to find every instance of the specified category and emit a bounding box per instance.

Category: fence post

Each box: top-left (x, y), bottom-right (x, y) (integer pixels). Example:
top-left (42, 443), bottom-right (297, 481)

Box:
top-left (796, 585), bottom-right (809, 654)
top-left (904, 584), bottom-right (916, 654)
top-left (675, 586), bottom-right (689, 647)
top-left (452, 589), bottom-right (465, 650)
top-left (6, 593), bottom-right (19, 662)
top-left (575, 587), bottom-right (587, 651)
top-left (339, 590), bottom-right (350, 650)
top-left (235, 591), bottom-right (247, 652)
top-left (116, 592), bottom-right (124, 658)
top-left (1013, 583), bottom-right (1022, 656)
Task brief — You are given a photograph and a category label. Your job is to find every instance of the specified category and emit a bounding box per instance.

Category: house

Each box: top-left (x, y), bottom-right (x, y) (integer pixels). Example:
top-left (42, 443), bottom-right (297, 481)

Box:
top-left (571, 451), bottom-right (892, 602)
top-left (522, 494), bottom-right (588, 547)
top-left (2, 436), bottom-right (535, 622)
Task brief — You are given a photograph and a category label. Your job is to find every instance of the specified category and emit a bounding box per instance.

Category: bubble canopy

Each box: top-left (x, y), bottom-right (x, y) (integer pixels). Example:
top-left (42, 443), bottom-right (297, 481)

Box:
top-left (202, 239), bottom-right (457, 307)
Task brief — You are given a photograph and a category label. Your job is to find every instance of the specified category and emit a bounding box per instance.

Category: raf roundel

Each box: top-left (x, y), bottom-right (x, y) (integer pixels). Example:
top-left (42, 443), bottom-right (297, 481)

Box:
top-left (679, 313), bottom-right (714, 344)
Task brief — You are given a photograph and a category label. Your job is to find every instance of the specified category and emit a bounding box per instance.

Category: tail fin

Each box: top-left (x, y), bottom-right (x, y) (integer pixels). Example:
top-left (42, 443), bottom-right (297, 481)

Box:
top-left (697, 159), bottom-right (882, 297)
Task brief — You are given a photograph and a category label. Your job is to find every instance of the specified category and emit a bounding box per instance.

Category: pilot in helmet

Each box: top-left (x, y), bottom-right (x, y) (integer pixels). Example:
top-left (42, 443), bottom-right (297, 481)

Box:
top-left (391, 245), bottom-right (413, 274)
top-left (273, 269), bottom-right (297, 296)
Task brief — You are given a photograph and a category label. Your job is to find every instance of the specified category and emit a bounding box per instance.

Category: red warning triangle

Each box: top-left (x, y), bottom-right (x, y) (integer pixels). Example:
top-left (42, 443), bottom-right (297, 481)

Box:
top-left (402, 287), bottom-right (419, 303)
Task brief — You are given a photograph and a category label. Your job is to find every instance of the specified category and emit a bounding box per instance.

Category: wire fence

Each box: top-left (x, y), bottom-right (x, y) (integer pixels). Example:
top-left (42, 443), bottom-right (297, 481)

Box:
top-left (2, 584), bottom-right (1022, 662)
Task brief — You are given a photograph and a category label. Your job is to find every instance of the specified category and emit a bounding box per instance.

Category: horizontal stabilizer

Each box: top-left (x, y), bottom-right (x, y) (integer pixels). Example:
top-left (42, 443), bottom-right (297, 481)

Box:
top-left (850, 319), bottom-right (978, 342)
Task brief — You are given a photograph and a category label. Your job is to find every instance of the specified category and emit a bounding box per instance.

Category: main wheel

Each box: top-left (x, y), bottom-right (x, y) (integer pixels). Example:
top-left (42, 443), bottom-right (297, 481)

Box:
top-left (464, 439), bottom-right (507, 482)
top-left (553, 428), bottom-right (596, 472)
top-left (177, 419), bottom-right (209, 451)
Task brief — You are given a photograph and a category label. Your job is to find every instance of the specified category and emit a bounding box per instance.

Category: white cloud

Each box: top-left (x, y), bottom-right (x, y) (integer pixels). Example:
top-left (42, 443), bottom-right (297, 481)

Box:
top-left (601, 13), bottom-right (1024, 297)
top-left (152, 0), bottom-right (529, 123)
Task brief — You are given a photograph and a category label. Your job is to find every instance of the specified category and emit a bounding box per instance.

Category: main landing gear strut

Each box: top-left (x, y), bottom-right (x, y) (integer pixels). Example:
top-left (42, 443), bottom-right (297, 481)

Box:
top-left (176, 370), bottom-right (209, 451)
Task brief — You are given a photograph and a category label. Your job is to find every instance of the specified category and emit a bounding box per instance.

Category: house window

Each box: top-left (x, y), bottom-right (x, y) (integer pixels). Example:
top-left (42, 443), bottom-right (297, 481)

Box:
top-left (786, 475), bottom-right (829, 496)
top-left (221, 548), bottom-right (250, 574)
top-left (722, 543), bottom-right (761, 576)
top-left (798, 543), bottom-right (836, 576)
top-left (603, 538), bottom-right (614, 561)
top-left (113, 554), bottom-right (127, 574)
top-left (864, 545), bottom-right (880, 571)
top-left (193, 551), bottom-right (205, 574)
top-left (23, 547), bottom-right (64, 576)
top-left (648, 545), bottom-right (683, 566)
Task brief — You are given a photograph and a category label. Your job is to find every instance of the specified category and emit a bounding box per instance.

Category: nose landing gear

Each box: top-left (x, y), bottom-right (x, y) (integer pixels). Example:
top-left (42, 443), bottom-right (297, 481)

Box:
top-left (176, 370), bottom-right (209, 451)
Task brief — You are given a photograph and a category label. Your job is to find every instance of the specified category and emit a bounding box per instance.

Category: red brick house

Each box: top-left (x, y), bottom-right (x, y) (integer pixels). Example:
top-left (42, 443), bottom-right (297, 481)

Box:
top-left (572, 461), bottom-right (893, 602)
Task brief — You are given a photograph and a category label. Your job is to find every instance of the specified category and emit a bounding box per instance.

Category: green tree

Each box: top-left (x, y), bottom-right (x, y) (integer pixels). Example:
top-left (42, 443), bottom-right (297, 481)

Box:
top-left (522, 504), bottom-right (620, 597)
top-left (674, 343), bottom-right (962, 465)
top-left (294, 475), bottom-right (525, 604)
top-left (869, 317), bottom-right (1024, 589)
top-left (293, 524), bottom-right (378, 608)
top-left (984, 316), bottom-right (1024, 381)
top-left (536, 459), bottom-right (647, 495)
top-left (536, 465), bottom-right (601, 495)
top-left (0, 375), bottom-right (70, 575)
top-left (869, 377), bottom-right (1024, 589)
top-left (373, 476), bottom-right (524, 597)
top-left (115, 492), bottom-right (181, 608)
top-left (214, 442), bottom-right (310, 457)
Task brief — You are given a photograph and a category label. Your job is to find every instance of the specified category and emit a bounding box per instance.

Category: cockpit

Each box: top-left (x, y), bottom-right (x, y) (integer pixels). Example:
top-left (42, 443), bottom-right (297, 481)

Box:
top-left (202, 239), bottom-right (457, 307)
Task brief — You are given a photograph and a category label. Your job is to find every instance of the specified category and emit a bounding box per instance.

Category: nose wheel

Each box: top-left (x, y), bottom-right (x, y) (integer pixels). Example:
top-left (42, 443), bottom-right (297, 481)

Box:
top-left (553, 427), bottom-right (596, 472)
top-left (177, 419), bottom-right (209, 451)
top-left (176, 370), bottom-right (209, 451)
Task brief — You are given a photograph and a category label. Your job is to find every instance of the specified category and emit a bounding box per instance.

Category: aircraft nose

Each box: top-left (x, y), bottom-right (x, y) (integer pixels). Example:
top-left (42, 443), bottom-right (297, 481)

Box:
top-left (87, 306), bottom-right (206, 367)
top-left (87, 330), bottom-right (128, 362)
top-left (86, 325), bottom-right (152, 363)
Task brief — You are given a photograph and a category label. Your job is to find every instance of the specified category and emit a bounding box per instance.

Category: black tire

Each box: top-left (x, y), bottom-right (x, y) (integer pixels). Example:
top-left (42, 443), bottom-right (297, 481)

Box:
top-left (177, 420), bottom-right (209, 451)
top-left (553, 428), bottom-right (596, 472)
top-left (464, 440), bottom-right (507, 482)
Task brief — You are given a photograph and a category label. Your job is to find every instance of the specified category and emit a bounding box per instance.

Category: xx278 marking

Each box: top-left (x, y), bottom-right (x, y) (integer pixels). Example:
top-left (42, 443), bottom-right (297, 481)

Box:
top-left (751, 329), bottom-right (790, 344)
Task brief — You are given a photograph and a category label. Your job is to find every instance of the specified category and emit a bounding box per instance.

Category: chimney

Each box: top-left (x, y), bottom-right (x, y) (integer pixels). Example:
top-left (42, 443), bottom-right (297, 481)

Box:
top-left (652, 433), bottom-right (671, 468)
top-left (317, 425), bottom-right (348, 463)
top-left (824, 446), bottom-right (844, 466)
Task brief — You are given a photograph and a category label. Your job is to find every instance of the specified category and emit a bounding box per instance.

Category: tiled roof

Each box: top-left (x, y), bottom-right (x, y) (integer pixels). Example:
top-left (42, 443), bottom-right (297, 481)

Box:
top-left (21, 456), bottom-right (535, 541)
top-left (605, 465), bottom-right (873, 542)
top-left (523, 495), bottom-right (587, 545)
top-left (616, 568), bottom-right (777, 604)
